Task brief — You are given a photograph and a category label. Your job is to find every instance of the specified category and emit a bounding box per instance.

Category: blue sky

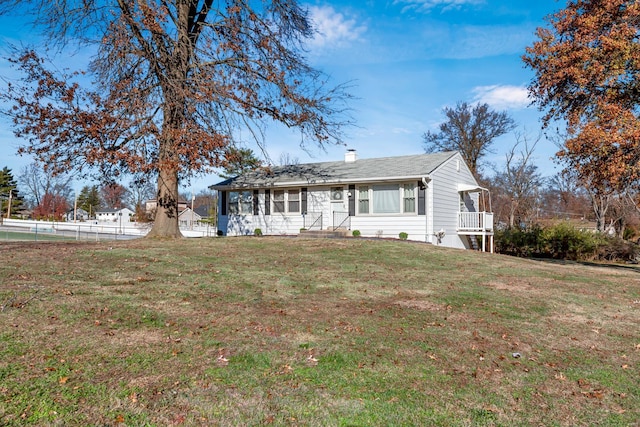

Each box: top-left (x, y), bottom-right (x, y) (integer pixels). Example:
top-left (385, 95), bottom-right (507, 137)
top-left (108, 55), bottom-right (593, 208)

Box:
top-left (0, 0), bottom-right (564, 193)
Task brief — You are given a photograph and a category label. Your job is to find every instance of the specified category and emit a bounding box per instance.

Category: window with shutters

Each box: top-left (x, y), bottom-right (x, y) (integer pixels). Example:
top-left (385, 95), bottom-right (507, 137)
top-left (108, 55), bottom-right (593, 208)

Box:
top-left (228, 191), bottom-right (253, 214)
top-left (356, 183), bottom-right (417, 215)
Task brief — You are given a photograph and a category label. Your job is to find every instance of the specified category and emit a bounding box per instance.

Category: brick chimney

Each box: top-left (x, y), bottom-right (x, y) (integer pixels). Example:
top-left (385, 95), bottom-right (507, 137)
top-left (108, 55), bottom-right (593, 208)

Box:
top-left (345, 149), bottom-right (357, 163)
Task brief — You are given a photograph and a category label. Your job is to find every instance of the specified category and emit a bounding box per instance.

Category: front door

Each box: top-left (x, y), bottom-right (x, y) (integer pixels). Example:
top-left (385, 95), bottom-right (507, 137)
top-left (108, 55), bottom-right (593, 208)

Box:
top-left (329, 186), bottom-right (347, 229)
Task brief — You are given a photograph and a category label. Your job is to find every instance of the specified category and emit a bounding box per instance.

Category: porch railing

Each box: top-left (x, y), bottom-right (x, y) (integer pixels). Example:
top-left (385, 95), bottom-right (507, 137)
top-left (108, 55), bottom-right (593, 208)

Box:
top-left (332, 211), bottom-right (351, 231)
top-left (458, 212), bottom-right (494, 232)
top-left (304, 212), bottom-right (323, 230)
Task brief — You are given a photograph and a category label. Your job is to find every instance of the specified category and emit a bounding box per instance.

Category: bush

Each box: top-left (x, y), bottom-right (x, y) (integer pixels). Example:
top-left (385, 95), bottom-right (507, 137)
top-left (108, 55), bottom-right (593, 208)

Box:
top-left (495, 225), bottom-right (544, 258)
top-left (541, 222), bottom-right (599, 260)
top-left (399, 232), bottom-right (408, 240)
top-left (597, 236), bottom-right (639, 262)
top-left (253, 228), bottom-right (263, 236)
top-left (495, 222), bottom-right (639, 262)
top-left (352, 230), bottom-right (361, 237)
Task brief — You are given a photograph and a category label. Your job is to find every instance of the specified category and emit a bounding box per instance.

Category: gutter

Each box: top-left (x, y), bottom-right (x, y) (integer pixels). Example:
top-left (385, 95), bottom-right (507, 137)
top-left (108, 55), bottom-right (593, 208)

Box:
top-left (211, 174), bottom-right (435, 190)
top-left (422, 175), bottom-right (431, 243)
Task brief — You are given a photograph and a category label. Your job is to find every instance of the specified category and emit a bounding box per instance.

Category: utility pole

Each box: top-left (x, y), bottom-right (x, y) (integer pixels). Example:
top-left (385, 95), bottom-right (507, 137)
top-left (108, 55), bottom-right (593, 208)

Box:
top-left (191, 193), bottom-right (195, 230)
top-left (6, 190), bottom-right (12, 219)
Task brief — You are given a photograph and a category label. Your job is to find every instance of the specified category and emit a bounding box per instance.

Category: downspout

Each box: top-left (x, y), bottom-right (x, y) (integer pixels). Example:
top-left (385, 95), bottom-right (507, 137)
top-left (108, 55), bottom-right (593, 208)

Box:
top-left (422, 176), bottom-right (431, 243)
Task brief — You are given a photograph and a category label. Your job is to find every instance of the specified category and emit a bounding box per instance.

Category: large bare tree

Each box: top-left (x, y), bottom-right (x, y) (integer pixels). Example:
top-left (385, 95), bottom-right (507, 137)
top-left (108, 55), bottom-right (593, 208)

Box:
top-left (423, 101), bottom-right (515, 178)
top-left (0, 0), bottom-right (351, 237)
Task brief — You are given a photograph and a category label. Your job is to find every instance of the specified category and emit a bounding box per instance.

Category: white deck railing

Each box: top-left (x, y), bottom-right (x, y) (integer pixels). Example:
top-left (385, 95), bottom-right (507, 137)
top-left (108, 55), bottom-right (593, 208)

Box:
top-left (457, 212), bottom-right (494, 232)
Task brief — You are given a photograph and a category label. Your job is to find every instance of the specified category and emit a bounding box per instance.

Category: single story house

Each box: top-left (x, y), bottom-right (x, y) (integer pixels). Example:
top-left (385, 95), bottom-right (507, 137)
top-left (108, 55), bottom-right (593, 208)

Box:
top-left (211, 150), bottom-right (494, 251)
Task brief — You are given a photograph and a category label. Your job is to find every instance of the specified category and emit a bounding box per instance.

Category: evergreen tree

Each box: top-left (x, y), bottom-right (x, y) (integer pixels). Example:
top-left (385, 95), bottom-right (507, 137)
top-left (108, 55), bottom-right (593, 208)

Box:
top-left (0, 167), bottom-right (24, 217)
top-left (76, 185), bottom-right (100, 218)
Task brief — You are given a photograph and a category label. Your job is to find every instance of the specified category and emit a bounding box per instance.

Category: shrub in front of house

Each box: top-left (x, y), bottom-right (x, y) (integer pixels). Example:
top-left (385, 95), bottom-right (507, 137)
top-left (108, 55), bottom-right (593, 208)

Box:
top-left (254, 228), bottom-right (263, 236)
top-left (399, 232), bottom-right (408, 240)
top-left (352, 230), bottom-right (361, 237)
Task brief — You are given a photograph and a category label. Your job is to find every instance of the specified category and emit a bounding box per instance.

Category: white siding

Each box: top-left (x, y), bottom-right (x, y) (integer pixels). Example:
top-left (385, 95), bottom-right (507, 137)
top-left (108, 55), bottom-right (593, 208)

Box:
top-left (222, 190), bottom-right (305, 236)
top-left (350, 216), bottom-right (426, 241)
top-left (430, 153), bottom-right (477, 249)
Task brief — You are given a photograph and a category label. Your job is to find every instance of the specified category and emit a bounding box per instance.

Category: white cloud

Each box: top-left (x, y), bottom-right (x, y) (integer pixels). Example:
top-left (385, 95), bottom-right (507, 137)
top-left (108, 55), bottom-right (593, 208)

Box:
top-left (394, 0), bottom-right (485, 13)
top-left (392, 127), bottom-right (412, 135)
top-left (307, 5), bottom-right (367, 50)
top-left (472, 85), bottom-right (530, 110)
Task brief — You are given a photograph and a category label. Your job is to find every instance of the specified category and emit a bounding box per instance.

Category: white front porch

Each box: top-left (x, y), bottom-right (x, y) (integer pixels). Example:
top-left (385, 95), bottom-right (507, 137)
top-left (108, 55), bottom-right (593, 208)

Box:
top-left (457, 211), bottom-right (494, 253)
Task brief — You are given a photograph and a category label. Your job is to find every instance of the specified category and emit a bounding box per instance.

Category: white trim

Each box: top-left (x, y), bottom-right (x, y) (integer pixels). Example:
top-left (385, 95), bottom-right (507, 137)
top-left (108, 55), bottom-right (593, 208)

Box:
top-left (457, 183), bottom-right (488, 193)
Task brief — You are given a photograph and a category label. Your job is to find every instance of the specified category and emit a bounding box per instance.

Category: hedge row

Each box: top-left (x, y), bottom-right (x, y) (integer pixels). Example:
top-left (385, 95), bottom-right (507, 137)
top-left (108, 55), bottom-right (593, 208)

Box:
top-left (495, 222), bottom-right (639, 262)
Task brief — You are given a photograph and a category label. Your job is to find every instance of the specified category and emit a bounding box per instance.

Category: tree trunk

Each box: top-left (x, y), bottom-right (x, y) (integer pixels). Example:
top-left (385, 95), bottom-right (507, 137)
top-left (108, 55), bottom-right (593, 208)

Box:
top-left (147, 167), bottom-right (182, 238)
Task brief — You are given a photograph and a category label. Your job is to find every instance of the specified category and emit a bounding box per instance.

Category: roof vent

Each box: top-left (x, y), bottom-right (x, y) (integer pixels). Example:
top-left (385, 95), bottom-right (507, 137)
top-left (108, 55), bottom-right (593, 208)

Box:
top-left (345, 149), bottom-right (357, 163)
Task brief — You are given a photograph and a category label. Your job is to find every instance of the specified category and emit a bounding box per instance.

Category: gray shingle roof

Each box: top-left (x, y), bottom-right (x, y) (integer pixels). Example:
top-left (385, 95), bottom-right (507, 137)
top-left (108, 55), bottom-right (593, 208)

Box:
top-left (211, 151), bottom-right (458, 189)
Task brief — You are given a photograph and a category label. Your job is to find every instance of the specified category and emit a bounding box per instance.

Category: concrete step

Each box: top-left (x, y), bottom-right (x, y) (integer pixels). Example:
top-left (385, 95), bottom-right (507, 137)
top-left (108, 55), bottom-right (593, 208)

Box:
top-left (299, 229), bottom-right (350, 238)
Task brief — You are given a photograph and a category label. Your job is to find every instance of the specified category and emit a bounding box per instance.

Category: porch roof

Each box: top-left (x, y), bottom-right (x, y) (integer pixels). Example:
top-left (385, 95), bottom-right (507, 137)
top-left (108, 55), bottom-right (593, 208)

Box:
top-left (211, 151), bottom-right (459, 190)
top-left (457, 183), bottom-right (488, 193)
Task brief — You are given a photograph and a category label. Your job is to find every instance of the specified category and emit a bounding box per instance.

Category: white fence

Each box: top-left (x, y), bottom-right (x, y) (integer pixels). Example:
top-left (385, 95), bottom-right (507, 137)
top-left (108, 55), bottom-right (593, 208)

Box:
top-left (1, 218), bottom-right (217, 239)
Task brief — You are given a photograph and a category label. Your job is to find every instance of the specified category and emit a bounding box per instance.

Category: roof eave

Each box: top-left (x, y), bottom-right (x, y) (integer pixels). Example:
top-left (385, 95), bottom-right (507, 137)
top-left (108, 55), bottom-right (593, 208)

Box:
top-left (211, 174), bottom-right (433, 190)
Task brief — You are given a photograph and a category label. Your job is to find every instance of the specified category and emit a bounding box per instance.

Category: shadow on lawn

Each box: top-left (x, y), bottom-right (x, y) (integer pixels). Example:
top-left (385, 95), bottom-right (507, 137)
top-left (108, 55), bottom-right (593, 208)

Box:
top-left (531, 257), bottom-right (640, 274)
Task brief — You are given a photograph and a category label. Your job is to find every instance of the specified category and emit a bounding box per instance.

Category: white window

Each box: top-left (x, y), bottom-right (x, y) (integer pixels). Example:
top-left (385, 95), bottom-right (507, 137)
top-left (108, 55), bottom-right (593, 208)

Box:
top-left (288, 190), bottom-right (300, 213)
top-left (372, 184), bottom-right (400, 214)
top-left (357, 183), bottom-right (416, 215)
top-left (229, 191), bottom-right (253, 214)
top-left (273, 190), bottom-right (285, 213)
top-left (403, 184), bottom-right (416, 213)
top-left (358, 186), bottom-right (369, 214)
top-left (272, 189), bottom-right (300, 214)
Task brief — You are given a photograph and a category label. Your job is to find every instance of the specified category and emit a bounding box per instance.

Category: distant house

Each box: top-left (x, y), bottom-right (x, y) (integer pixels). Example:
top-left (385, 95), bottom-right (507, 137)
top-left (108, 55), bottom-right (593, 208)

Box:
top-left (65, 208), bottom-right (90, 222)
top-left (211, 150), bottom-right (494, 251)
top-left (178, 207), bottom-right (202, 229)
top-left (95, 207), bottom-right (135, 224)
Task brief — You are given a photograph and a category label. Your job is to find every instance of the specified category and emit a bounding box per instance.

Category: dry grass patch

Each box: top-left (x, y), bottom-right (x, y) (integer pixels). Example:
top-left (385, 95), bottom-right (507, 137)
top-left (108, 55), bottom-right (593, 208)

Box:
top-left (0, 237), bottom-right (638, 426)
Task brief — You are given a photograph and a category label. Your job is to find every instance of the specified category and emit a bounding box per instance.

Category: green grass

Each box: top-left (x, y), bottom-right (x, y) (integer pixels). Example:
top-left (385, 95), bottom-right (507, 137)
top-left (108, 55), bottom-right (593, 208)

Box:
top-left (0, 237), bottom-right (638, 426)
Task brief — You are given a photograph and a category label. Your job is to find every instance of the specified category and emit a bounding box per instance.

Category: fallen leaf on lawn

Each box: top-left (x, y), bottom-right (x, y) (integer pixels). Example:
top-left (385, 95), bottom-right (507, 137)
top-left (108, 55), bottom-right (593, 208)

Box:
top-left (59, 377), bottom-right (69, 384)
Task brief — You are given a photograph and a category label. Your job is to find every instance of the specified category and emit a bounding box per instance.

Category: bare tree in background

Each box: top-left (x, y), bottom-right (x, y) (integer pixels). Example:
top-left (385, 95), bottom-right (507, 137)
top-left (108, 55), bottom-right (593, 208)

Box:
top-left (423, 102), bottom-right (515, 178)
top-left (491, 132), bottom-right (544, 228)
top-left (278, 152), bottom-right (300, 166)
top-left (18, 162), bottom-right (73, 209)
top-left (126, 178), bottom-right (156, 221)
